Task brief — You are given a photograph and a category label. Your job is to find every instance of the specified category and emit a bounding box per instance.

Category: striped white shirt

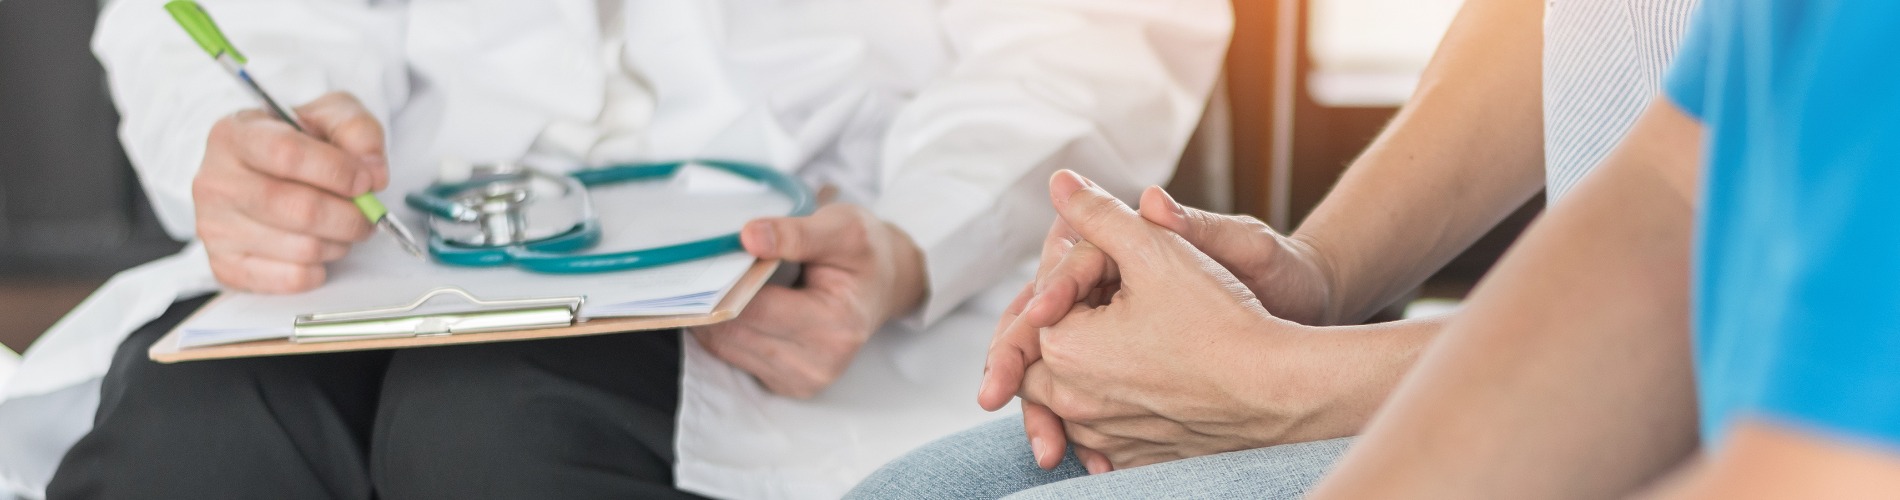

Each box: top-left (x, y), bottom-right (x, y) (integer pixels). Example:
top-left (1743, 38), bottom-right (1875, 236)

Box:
top-left (1542, 0), bottom-right (1699, 199)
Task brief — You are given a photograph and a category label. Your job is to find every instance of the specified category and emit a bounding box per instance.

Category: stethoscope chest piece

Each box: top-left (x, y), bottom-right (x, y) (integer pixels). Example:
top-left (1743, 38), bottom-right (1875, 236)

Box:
top-left (410, 164), bottom-right (601, 267)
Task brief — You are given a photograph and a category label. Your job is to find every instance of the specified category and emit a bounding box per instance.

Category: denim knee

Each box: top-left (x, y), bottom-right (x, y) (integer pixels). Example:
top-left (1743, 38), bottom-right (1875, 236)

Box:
top-left (847, 416), bottom-right (1087, 500)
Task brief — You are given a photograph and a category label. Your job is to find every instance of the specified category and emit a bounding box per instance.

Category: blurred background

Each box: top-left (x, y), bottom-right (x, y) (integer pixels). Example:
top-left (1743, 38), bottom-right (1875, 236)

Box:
top-left (0, 0), bottom-right (1529, 355)
top-left (0, 0), bottom-right (185, 353)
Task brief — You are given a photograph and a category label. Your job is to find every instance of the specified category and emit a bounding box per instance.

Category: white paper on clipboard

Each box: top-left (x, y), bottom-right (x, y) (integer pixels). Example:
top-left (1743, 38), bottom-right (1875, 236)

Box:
top-left (175, 176), bottom-right (793, 348)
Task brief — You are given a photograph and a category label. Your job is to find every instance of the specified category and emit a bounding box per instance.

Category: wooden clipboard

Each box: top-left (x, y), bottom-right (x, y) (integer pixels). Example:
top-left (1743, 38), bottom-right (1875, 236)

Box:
top-left (148, 259), bottom-right (780, 363)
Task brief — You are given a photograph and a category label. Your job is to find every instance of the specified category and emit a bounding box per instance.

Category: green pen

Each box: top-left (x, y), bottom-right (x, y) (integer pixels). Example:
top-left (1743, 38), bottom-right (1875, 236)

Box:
top-left (164, 0), bottom-right (426, 259)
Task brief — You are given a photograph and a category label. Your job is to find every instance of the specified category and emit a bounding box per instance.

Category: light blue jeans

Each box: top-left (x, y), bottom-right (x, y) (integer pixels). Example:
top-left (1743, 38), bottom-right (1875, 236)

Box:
top-left (847, 417), bottom-right (1354, 499)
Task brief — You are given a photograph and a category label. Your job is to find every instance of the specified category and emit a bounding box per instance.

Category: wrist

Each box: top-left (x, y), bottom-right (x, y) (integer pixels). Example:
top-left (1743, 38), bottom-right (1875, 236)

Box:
top-left (1225, 319), bottom-right (1363, 445)
top-left (1285, 231), bottom-right (1349, 325)
top-left (878, 221), bottom-right (930, 324)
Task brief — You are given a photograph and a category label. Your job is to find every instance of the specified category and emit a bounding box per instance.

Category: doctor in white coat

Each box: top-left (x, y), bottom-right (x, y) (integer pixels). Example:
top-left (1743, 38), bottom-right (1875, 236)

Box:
top-left (0, 0), bottom-right (1228, 498)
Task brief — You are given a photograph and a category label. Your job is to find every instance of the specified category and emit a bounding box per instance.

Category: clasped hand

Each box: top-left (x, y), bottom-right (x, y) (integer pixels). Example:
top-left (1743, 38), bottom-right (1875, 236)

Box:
top-left (977, 170), bottom-right (1344, 473)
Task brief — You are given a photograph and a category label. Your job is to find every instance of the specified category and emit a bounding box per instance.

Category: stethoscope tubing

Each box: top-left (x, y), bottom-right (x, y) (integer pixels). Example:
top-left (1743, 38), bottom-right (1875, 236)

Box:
top-left (406, 160), bottom-right (816, 274)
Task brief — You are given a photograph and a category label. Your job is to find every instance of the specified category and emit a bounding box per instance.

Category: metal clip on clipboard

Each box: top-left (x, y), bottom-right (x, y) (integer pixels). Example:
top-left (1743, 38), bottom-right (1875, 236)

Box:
top-left (291, 287), bottom-right (585, 343)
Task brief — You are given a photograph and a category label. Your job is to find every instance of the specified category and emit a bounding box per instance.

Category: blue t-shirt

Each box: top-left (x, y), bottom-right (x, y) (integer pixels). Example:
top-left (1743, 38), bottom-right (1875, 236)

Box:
top-left (1666, 0), bottom-right (1900, 450)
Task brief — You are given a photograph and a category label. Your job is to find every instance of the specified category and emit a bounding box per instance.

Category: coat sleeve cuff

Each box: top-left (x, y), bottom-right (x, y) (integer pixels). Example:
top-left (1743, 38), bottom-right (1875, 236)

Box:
top-left (874, 174), bottom-right (1040, 329)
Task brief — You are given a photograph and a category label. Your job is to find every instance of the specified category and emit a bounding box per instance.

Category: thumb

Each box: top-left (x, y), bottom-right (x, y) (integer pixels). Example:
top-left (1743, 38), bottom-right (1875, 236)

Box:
top-left (740, 204), bottom-right (862, 264)
top-left (1136, 186), bottom-right (1277, 264)
top-left (1047, 170), bottom-right (1167, 266)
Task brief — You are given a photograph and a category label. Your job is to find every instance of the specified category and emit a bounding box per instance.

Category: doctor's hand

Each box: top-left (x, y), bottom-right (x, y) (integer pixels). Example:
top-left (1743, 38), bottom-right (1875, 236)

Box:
top-left (195, 92), bottom-right (389, 293)
top-left (689, 203), bottom-right (928, 398)
top-left (1014, 172), bottom-right (1324, 471)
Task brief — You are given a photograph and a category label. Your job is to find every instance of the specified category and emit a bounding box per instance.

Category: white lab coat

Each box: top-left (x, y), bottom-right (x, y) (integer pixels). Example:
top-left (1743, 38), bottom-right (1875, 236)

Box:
top-left (0, 0), bottom-right (1229, 498)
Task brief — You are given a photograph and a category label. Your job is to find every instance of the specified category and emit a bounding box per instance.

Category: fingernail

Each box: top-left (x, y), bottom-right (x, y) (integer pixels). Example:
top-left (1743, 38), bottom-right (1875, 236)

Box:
top-left (1050, 170), bottom-right (1086, 199)
top-left (1022, 293), bottom-right (1044, 317)
top-left (1156, 186), bottom-right (1186, 218)
top-left (751, 221), bottom-right (778, 252)
top-left (1031, 437), bottom-right (1046, 465)
top-left (358, 155), bottom-right (386, 193)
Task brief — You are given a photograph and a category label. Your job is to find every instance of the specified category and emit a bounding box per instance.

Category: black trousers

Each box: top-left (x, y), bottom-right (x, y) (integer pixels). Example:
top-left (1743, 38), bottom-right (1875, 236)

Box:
top-left (46, 295), bottom-right (704, 500)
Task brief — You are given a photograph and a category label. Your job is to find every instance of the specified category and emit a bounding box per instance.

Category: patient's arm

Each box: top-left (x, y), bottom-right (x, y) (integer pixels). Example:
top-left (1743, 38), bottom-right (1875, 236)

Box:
top-left (1017, 0), bottom-right (1550, 328)
top-left (1290, 0), bottom-right (1548, 325)
top-left (1307, 99), bottom-right (1705, 499)
top-left (988, 0), bottom-right (1548, 469)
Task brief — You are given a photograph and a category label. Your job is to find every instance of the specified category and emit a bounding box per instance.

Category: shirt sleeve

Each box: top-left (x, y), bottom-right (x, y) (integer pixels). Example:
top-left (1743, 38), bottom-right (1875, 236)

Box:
top-left (92, 0), bottom-right (409, 241)
top-left (1744, 0), bottom-right (1900, 451)
top-left (872, 0), bottom-right (1232, 326)
top-left (1661, 1), bottom-right (1713, 119)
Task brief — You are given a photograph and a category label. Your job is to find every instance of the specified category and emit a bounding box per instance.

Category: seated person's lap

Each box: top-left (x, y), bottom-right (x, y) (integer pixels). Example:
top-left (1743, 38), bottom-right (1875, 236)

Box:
top-left (47, 296), bottom-right (700, 500)
top-left (848, 417), bottom-right (1354, 500)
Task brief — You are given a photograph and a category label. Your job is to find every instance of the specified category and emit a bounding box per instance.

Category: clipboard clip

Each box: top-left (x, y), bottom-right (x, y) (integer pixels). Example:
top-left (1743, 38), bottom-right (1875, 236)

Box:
top-left (292, 287), bottom-right (586, 343)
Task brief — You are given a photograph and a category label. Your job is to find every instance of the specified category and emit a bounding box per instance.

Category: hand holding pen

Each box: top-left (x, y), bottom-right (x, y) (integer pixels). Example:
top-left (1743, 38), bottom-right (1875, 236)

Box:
top-left (165, 1), bottom-right (425, 293)
top-left (194, 93), bottom-right (396, 293)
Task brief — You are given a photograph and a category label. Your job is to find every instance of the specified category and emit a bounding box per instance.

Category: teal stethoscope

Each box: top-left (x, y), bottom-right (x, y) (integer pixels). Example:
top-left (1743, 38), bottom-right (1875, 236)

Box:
top-left (404, 160), bottom-right (815, 274)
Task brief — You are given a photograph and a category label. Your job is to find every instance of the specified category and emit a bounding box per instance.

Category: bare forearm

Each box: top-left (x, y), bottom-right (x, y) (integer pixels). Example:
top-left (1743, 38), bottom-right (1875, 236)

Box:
top-left (1309, 101), bottom-right (1705, 499)
top-left (1242, 315), bottom-right (1448, 444)
top-left (1292, 0), bottom-right (1547, 324)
